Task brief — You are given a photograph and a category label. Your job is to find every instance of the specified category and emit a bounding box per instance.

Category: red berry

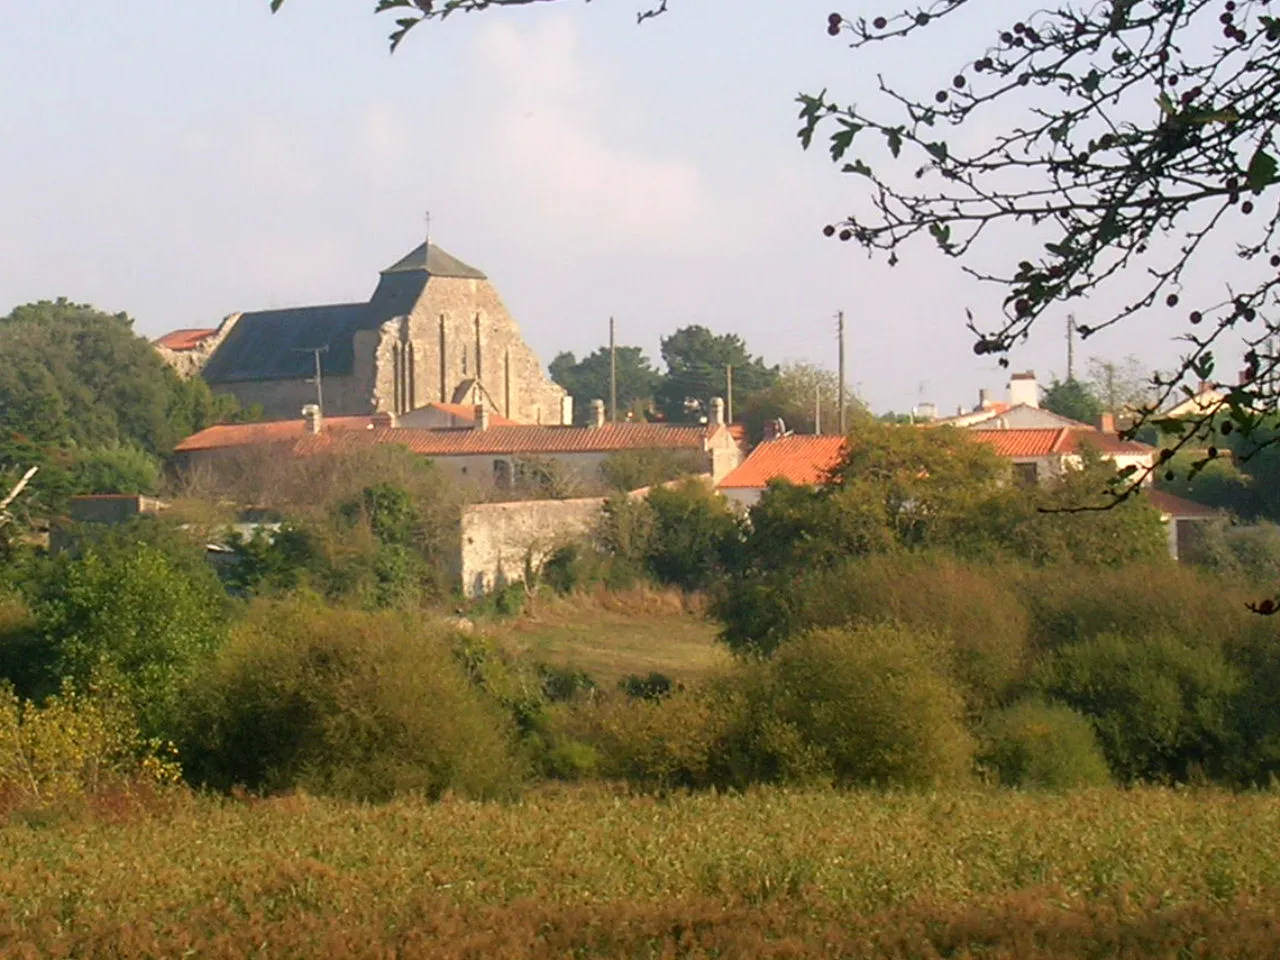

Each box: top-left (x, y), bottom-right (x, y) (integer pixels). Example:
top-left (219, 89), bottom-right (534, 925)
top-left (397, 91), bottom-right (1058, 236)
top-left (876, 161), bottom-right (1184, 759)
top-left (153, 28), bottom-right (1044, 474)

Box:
top-left (839, 229), bottom-right (853, 241)
top-left (823, 225), bottom-right (836, 237)
top-left (1189, 311), bottom-right (1203, 324)
top-left (828, 12), bottom-right (842, 26)
top-left (873, 16), bottom-right (887, 28)
top-left (1242, 201), bottom-right (1255, 214)
top-left (827, 23), bottom-right (841, 35)
top-left (935, 90), bottom-right (948, 103)
top-left (1166, 293), bottom-right (1179, 307)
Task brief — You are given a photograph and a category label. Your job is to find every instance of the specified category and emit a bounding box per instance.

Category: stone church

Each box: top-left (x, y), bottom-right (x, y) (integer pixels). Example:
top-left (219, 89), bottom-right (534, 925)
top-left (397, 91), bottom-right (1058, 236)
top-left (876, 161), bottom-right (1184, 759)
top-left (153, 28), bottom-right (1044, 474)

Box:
top-left (156, 242), bottom-right (571, 424)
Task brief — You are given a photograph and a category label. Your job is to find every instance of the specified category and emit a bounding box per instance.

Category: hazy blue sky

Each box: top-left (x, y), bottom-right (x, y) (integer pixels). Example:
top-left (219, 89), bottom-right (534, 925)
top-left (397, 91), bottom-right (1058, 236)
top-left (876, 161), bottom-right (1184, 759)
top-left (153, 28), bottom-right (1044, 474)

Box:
top-left (0, 0), bottom-right (1244, 414)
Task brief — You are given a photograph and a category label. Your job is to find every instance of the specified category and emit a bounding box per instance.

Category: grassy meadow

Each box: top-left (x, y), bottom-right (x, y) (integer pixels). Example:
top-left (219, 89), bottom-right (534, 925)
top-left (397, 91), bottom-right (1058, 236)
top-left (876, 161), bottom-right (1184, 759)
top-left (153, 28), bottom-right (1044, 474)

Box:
top-left (4, 786), bottom-right (1280, 957)
top-left (485, 587), bottom-right (730, 689)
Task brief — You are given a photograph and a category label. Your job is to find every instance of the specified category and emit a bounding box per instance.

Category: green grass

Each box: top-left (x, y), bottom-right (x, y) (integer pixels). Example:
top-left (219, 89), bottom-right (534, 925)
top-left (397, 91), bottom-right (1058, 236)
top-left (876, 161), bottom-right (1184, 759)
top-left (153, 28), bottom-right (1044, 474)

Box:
top-left (4, 786), bottom-right (1280, 957)
top-left (486, 588), bottom-right (730, 689)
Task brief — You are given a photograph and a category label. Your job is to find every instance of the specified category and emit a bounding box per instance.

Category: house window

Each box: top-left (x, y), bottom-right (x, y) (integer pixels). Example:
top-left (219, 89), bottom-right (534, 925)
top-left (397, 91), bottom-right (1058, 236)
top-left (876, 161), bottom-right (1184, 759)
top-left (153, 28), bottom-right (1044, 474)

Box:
top-left (1013, 462), bottom-right (1039, 486)
top-left (493, 459), bottom-right (511, 490)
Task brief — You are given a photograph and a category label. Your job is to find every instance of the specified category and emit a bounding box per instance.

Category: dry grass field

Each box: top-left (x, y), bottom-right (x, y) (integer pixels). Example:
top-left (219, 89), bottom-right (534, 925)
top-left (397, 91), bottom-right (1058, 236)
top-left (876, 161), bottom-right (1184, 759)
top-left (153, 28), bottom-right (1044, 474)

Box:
top-left (485, 587), bottom-right (731, 689)
top-left (4, 786), bottom-right (1280, 957)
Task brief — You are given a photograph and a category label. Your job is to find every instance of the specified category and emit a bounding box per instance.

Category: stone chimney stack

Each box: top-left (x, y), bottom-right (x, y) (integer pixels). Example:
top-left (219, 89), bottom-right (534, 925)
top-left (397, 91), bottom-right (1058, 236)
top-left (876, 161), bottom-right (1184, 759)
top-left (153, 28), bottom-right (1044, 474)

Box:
top-left (371, 411), bottom-right (397, 430)
top-left (710, 397), bottom-right (726, 427)
top-left (302, 404), bottom-right (323, 436)
top-left (763, 418), bottom-right (786, 442)
top-left (474, 403), bottom-right (490, 431)
top-left (589, 399), bottom-right (606, 429)
top-left (1097, 412), bottom-right (1116, 434)
top-left (978, 388), bottom-right (992, 410)
top-left (1008, 371), bottom-right (1040, 409)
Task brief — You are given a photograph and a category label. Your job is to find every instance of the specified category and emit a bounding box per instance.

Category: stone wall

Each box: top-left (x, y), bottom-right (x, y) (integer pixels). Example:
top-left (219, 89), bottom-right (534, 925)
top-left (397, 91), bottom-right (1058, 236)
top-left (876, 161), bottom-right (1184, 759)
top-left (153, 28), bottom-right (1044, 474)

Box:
top-left (389, 277), bottom-right (568, 425)
top-left (154, 314), bottom-right (242, 379)
top-left (457, 496), bottom-right (605, 597)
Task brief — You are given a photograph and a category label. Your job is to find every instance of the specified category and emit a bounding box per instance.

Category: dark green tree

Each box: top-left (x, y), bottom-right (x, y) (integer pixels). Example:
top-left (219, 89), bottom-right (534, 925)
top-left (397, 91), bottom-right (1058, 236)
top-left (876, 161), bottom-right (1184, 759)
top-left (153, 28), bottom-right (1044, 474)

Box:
top-left (548, 346), bottom-right (662, 424)
top-left (656, 325), bottom-right (777, 424)
top-left (1041, 378), bottom-right (1103, 425)
top-left (0, 299), bottom-right (236, 459)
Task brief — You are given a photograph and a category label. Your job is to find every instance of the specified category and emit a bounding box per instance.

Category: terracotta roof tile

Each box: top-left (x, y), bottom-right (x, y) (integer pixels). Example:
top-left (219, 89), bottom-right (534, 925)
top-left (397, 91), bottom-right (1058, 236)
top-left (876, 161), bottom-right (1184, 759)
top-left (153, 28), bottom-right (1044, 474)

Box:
top-left (297, 422), bottom-right (717, 458)
top-left (968, 427), bottom-right (1155, 459)
top-left (717, 435), bottom-right (847, 490)
top-left (155, 328), bottom-right (217, 351)
top-left (1145, 489), bottom-right (1222, 519)
top-left (174, 416), bottom-right (381, 452)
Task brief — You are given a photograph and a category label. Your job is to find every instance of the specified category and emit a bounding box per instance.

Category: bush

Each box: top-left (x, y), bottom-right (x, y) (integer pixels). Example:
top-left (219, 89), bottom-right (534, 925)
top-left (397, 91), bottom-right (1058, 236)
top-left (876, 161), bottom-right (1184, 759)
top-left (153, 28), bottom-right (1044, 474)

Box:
top-left (619, 672), bottom-right (676, 701)
top-left (28, 523), bottom-right (228, 736)
top-left (718, 554), bottom-right (1030, 706)
top-left (178, 601), bottom-right (521, 801)
top-left (752, 625), bottom-right (975, 788)
top-left (70, 443), bottom-right (161, 496)
top-left (1036, 631), bottom-right (1242, 783)
top-left (979, 699), bottom-right (1111, 789)
top-left (539, 663), bottom-right (598, 703)
top-left (0, 680), bottom-right (181, 809)
top-left (643, 479), bottom-right (740, 592)
top-left (599, 449), bottom-right (706, 492)
top-left (0, 591), bottom-right (54, 703)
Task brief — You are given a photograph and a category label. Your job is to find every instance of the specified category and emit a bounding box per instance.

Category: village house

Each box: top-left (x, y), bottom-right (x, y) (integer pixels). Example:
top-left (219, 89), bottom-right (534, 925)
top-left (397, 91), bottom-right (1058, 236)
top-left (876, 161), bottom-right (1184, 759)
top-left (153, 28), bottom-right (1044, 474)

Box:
top-left (172, 398), bottom-right (743, 491)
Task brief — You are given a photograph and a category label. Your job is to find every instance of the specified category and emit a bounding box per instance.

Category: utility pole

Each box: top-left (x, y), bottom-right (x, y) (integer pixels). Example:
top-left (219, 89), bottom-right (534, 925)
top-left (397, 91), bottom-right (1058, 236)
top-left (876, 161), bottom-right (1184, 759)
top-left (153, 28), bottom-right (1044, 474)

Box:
top-left (837, 310), bottom-right (847, 434)
top-left (295, 346), bottom-right (329, 413)
top-left (814, 377), bottom-right (822, 434)
top-left (726, 364), bottom-right (734, 423)
top-left (609, 316), bottom-right (617, 422)
top-left (1066, 315), bottom-right (1076, 382)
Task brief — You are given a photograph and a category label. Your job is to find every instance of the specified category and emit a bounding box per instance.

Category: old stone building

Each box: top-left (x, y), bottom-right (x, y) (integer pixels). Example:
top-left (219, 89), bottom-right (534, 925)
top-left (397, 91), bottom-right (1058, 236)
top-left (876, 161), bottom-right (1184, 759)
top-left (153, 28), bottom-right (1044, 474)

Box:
top-left (156, 242), bottom-right (571, 424)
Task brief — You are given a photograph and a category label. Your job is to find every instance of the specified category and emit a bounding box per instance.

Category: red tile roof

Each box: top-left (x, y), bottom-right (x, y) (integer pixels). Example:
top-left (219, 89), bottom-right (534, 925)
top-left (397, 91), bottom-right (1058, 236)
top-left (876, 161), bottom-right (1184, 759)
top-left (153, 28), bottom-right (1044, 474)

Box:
top-left (174, 416), bottom-right (381, 452)
top-left (968, 428), bottom-right (1155, 459)
top-left (1145, 489), bottom-right (1222, 519)
top-left (717, 435), bottom-right (847, 490)
top-left (155, 328), bottom-right (217, 351)
top-left (297, 422), bottom-right (718, 457)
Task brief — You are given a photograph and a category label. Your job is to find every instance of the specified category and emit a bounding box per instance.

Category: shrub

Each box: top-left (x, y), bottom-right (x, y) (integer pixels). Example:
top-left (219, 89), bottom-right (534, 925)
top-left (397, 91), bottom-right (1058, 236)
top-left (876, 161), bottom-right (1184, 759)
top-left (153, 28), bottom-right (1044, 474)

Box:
top-left (644, 479), bottom-right (740, 592)
top-left (1037, 631), bottom-right (1242, 782)
top-left (538, 664), bottom-right (598, 703)
top-left (28, 524), bottom-right (228, 736)
top-left (599, 449), bottom-right (706, 492)
top-left (619, 672), bottom-right (676, 701)
top-left (178, 601), bottom-right (521, 801)
top-left (69, 443), bottom-right (161, 496)
top-left (720, 554), bottom-right (1030, 706)
top-left (0, 680), bottom-right (181, 808)
top-left (0, 591), bottom-right (55, 703)
top-left (756, 625), bottom-right (975, 788)
top-left (979, 699), bottom-right (1112, 789)
top-left (566, 690), bottom-right (731, 790)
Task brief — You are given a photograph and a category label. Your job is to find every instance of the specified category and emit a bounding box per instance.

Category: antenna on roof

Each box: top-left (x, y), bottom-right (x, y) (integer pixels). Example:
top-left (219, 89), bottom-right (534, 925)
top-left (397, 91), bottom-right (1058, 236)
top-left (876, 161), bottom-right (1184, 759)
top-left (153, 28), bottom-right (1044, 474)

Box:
top-left (424, 209), bottom-right (432, 268)
top-left (294, 345), bottom-right (329, 414)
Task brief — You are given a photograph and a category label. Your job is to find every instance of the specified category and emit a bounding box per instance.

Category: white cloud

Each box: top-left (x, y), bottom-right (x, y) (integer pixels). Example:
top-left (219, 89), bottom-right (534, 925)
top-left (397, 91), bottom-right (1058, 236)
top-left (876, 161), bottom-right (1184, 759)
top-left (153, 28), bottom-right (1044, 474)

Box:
top-left (468, 19), bottom-right (722, 253)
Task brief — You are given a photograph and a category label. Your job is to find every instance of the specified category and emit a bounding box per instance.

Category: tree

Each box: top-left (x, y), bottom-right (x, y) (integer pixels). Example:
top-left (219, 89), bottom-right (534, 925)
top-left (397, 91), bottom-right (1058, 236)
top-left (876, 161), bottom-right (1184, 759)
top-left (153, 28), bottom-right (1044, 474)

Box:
top-left (549, 346), bottom-right (662, 424)
top-left (1084, 356), bottom-right (1153, 413)
top-left (331, 0), bottom-right (1280, 474)
top-left (1042, 378), bottom-right (1104, 425)
top-left (739, 363), bottom-right (861, 441)
top-left (656, 325), bottom-right (777, 423)
top-left (0, 300), bottom-right (224, 455)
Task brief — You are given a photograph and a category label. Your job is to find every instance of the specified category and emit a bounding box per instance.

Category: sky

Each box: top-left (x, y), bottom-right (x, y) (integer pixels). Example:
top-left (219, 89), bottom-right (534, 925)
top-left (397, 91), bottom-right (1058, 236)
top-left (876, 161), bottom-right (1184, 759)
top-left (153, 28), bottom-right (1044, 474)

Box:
top-left (0, 0), bottom-right (1251, 415)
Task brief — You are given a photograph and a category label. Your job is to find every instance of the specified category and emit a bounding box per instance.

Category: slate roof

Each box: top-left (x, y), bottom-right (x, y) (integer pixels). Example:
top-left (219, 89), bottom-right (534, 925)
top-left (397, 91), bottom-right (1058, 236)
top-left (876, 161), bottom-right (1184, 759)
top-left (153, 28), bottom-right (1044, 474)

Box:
top-left (717, 435), bottom-right (847, 490)
top-left (201, 243), bottom-right (482, 385)
top-left (155, 328), bottom-right (217, 350)
top-left (381, 242), bottom-right (487, 278)
top-left (174, 416), bottom-right (382, 453)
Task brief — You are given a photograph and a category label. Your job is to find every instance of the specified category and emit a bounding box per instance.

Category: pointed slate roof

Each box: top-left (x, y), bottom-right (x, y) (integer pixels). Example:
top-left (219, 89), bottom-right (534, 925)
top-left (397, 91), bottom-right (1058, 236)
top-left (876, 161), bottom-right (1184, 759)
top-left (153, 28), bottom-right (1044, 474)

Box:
top-left (381, 242), bottom-right (487, 279)
top-left (201, 242), bottom-right (483, 385)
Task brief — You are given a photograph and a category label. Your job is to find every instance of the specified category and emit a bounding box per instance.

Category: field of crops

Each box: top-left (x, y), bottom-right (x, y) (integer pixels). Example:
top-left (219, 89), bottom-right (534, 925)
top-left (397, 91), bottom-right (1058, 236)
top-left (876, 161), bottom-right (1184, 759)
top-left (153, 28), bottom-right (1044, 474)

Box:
top-left (4, 786), bottom-right (1280, 957)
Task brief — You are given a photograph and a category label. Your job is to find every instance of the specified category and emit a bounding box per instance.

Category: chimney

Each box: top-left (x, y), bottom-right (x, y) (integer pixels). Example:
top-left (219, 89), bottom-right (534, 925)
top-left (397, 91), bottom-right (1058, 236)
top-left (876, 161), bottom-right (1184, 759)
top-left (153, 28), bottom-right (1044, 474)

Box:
top-left (589, 399), bottom-right (606, 429)
top-left (474, 403), bottom-right (490, 431)
top-left (763, 418), bottom-right (786, 442)
top-left (1097, 412), bottom-right (1116, 434)
top-left (978, 388), bottom-right (991, 410)
top-left (710, 396), bottom-right (726, 427)
top-left (371, 410), bottom-right (397, 430)
top-left (1008, 371), bottom-right (1040, 409)
top-left (302, 404), bottom-right (322, 435)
